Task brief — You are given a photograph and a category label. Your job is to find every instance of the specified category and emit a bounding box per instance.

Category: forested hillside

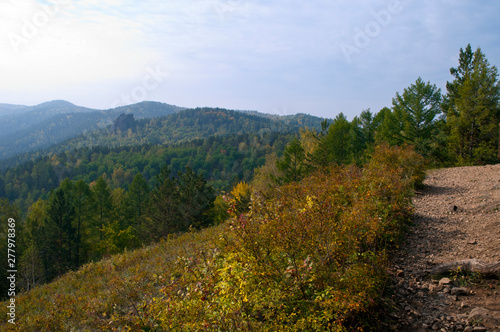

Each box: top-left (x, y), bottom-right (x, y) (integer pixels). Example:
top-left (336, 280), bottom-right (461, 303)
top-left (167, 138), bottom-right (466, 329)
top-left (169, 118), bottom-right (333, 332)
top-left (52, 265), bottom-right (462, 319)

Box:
top-left (0, 107), bottom-right (321, 168)
top-left (0, 104), bottom-right (28, 116)
top-left (0, 101), bottom-right (183, 160)
top-left (0, 132), bottom-right (296, 213)
top-left (34, 108), bottom-right (323, 154)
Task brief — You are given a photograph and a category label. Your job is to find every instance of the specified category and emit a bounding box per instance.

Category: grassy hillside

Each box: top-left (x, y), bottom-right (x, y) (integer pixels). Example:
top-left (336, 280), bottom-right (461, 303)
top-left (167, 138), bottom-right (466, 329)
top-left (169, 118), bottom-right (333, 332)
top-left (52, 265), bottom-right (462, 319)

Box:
top-left (0, 145), bottom-right (424, 331)
top-left (0, 224), bottom-right (222, 331)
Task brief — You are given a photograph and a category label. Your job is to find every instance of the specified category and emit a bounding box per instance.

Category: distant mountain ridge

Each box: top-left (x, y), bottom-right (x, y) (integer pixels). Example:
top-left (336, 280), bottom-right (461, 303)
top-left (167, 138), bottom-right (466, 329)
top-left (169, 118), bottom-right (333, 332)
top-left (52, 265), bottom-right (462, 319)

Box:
top-left (0, 103), bottom-right (28, 116)
top-left (0, 100), bottom-right (96, 137)
top-left (0, 100), bottom-right (184, 160)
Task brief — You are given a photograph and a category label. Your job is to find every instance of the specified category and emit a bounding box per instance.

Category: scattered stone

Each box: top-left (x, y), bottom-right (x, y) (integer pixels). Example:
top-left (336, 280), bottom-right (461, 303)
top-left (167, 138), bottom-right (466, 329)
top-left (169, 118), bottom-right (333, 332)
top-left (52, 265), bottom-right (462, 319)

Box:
top-left (468, 306), bottom-right (500, 327)
top-left (439, 278), bottom-right (452, 286)
top-left (435, 284), bottom-right (444, 292)
top-left (411, 309), bottom-right (422, 317)
top-left (472, 327), bottom-right (487, 332)
top-left (469, 307), bottom-right (490, 319)
top-left (467, 239), bottom-right (477, 245)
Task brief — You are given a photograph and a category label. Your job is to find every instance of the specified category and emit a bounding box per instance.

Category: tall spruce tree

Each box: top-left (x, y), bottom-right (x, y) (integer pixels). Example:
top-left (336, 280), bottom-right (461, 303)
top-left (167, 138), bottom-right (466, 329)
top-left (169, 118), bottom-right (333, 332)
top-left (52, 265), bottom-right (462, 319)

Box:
top-left (391, 77), bottom-right (442, 159)
top-left (275, 136), bottom-right (309, 184)
top-left (46, 188), bottom-right (76, 278)
top-left (92, 176), bottom-right (113, 228)
top-left (445, 45), bottom-right (500, 164)
top-left (127, 172), bottom-right (149, 229)
top-left (312, 113), bottom-right (352, 166)
top-left (71, 180), bottom-right (93, 266)
top-left (147, 166), bottom-right (215, 242)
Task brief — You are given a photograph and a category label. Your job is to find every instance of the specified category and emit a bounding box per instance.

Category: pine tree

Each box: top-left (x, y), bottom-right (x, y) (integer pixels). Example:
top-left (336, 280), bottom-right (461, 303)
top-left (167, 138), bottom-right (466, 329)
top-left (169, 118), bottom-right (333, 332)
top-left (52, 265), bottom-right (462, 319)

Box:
top-left (71, 180), bottom-right (93, 266)
top-left (312, 113), bottom-right (351, 166)
top-left (445, 45), bottom-right (500, 164)
top-left (176, 167), bottom-right (215, 229)
top-left (46, 188), bottom-right (76, 278)
top-left (147, 166), bottom-right (215, 241)
top-left (391, 77), bottom-right (442, 159)
top-left (275, 136), bottom-right (309, 183)
top-left (147, 166), bottom-right (180, 240)
top-left (127, 172), bottom-right (149, 229)
top-left (92, 176), bottom-right (113, 228)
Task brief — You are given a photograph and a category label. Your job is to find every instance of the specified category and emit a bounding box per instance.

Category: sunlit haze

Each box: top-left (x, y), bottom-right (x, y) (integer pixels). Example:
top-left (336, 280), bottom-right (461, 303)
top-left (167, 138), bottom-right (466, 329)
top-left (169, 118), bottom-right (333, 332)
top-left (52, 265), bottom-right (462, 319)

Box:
top-left (1, 0), bottom-right (499, 118)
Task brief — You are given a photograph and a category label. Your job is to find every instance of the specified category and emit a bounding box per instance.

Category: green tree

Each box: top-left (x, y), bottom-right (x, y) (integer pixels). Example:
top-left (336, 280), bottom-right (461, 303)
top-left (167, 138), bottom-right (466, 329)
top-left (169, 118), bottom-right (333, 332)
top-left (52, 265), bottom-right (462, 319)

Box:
top-left (275, 136), bottom-right (309, 184)
top-left (374, 107), bottom-right (399, 146)
top-left (443, 44), bottom-right (475, 115)
top-left (147, 166), bottom-right (215, 241)
top-left (21, 199), bottom-right (49, 290)
top-left (312, 113), bottom-right (352, 166)
top-left (391, 77), bottom-right (442, 159)
top-left (176, 167), bottom-right (215, 229)
top-left (147, 166), bottom-right (179, 240)
top-left (46, 188), bottom-right (76, 278)
top-left (127, 172), bottom-right (149, 229)
top-left (445, 45), bottom-right (500, 164)
top-left (349, 109), bottom-right (375, 164)
top-left (92, 176), bottom-right (113, 228)
top-left (71, 180), bottom-right (93, 266)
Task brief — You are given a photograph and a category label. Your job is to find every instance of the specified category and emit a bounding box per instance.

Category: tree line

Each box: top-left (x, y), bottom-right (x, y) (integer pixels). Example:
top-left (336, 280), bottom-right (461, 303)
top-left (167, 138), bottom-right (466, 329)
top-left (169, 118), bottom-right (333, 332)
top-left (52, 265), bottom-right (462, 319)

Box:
top-left (0, 165), bottom-right (216, 296)
top-left (264, 44), bottom-right (499, 188)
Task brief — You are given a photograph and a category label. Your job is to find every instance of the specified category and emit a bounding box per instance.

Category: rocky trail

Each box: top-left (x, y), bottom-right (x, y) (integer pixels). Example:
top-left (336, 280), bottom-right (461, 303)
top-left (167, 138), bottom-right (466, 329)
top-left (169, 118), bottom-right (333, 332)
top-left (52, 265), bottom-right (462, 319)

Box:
top-left (390, 164), bottom-right (500, 331)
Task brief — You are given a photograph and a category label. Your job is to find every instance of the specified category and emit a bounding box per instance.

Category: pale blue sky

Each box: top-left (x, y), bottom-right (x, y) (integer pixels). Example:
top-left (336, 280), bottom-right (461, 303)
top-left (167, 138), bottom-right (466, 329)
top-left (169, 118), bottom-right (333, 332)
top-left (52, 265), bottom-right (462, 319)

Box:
top-left (0, 0), bottom-right (499, 119)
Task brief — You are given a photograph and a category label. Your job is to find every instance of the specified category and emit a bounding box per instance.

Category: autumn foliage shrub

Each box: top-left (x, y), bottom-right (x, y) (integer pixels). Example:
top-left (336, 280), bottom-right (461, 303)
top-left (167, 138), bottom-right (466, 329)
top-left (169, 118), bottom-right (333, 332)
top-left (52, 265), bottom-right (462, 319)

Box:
top-left (141, 145), bottom-right (421, 331)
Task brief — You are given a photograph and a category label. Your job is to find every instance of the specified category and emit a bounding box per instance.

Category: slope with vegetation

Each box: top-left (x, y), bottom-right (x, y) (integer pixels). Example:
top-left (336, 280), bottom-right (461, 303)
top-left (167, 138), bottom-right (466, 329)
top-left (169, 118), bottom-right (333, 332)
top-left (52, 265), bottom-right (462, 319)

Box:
top-left (0, 43), bottom-right (498, 330)
top-left (0, 144), bottom-right (424, 331)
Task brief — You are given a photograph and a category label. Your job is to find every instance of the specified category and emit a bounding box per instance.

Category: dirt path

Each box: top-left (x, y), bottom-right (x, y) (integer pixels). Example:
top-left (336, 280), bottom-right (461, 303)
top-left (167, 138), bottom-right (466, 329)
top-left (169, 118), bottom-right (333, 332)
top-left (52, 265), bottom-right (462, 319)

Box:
top-left (390, 164), bottom-right (500, 331)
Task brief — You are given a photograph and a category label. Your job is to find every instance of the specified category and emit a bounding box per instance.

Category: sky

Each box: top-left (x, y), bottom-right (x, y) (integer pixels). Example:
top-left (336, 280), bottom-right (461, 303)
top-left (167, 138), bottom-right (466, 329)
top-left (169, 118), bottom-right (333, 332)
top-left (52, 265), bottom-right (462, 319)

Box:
top-left (0, 0), bottom-right (499, 120)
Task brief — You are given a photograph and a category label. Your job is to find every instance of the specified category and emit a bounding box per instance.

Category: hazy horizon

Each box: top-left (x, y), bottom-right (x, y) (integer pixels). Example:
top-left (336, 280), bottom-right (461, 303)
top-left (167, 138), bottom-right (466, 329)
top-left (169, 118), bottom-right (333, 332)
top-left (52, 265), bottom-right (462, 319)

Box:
top-left (1, 1), bottom-right (499, 119)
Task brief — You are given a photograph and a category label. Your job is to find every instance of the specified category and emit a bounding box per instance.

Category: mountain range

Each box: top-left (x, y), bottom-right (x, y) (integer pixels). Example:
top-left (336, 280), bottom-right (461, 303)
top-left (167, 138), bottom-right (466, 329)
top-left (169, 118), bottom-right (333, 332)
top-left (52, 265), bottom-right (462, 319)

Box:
top-left (0, 100), bottom-right (325, 167)
top-left (0, 100), bottom-right (185, 161)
